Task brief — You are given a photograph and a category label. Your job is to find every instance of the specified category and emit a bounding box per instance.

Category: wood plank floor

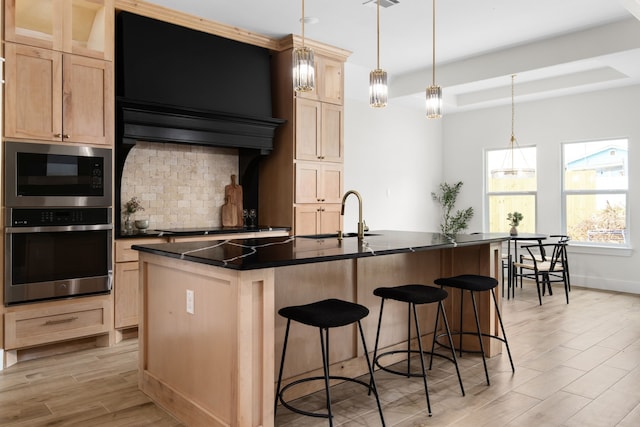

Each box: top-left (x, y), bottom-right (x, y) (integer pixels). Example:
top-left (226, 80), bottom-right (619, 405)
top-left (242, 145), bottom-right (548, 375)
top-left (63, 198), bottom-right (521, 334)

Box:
top-left (1, 283), bottom-right (639, 426)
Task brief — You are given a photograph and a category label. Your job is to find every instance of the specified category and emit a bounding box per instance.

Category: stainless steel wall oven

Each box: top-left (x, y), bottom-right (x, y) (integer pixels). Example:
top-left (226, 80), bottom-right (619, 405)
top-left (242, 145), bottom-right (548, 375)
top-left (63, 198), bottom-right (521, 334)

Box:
top-left (4, 142), bottom-right (113, 305)
top-left (5, 208), bottom-right (113, 305)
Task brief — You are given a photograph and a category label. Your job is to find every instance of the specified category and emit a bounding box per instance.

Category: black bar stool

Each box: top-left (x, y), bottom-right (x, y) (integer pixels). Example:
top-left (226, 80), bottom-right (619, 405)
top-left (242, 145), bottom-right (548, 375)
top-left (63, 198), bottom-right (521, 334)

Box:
top-left (275, 298), bottom-right (385, 427)
top-left (371, 284), bottom-right (464, 416)
top-left (433, 274), bottom-right (514, 386)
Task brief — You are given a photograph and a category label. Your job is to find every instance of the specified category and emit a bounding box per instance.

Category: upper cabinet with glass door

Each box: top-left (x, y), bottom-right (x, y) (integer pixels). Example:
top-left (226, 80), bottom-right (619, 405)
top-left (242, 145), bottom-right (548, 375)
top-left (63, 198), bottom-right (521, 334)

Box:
top-left (4, 0), bottom-right (114, 61)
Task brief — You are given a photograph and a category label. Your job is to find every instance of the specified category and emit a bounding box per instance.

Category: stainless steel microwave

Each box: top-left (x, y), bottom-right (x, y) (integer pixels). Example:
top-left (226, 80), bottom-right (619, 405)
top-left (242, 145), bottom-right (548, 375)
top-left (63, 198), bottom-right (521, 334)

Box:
top-left (4, 141), bottom-right (112, 208)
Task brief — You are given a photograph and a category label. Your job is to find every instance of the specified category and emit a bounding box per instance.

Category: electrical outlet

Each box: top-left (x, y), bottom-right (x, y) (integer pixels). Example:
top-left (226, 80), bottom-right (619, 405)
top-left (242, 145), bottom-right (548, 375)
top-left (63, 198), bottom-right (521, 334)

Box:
top-left (186, 289), bottom-right (195, 314)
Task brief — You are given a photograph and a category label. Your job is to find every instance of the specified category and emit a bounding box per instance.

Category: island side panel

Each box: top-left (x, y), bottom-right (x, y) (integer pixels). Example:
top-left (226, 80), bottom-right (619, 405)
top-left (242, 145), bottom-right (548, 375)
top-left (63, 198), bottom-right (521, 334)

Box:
top-left (237, 267), bottom-right (275, 427)
top-left (138, 252), bottom-right (274, 427)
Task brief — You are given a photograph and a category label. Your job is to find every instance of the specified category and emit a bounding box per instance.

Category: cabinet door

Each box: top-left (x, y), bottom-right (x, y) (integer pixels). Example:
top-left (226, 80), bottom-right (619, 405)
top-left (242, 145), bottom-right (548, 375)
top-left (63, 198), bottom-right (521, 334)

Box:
top-left (295, 205), bottom-right (321, 235)
top-left (320, 163), bottom-right (343, 204)
top-left (4, 0), bottom-right (114, 60)
top-left (321, 103), bottom-right (343, 162)
top-left (295, 98), bottom-right (321, 160)
top-left (319, 204), bottom-right (342, 234)
top-left (295, 162), bottom-right (320, 203)
top-left (317, 56), bottom-right (344, 105)
top-left (4, 43), bottom-right (63, 141)
top-left (114, 261), bottom-right (139, 329)
top-left (63, 54), bottom-right (113, 145)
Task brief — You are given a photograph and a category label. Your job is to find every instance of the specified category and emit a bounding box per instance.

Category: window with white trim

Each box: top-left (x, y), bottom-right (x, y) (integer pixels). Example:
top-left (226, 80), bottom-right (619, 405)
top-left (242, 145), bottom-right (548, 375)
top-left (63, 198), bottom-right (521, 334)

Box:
top-left (562, 139), bottom-right (628, 246)
top-left (486, 146), bottom-right (537, 233)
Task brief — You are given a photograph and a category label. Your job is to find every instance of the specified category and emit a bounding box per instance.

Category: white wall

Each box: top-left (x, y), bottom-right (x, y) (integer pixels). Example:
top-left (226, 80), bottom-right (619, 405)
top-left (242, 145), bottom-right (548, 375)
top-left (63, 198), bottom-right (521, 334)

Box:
top-left (443, 85), bottom-right (640, 294)
top-left (342, 63), bottom-right (442, 234)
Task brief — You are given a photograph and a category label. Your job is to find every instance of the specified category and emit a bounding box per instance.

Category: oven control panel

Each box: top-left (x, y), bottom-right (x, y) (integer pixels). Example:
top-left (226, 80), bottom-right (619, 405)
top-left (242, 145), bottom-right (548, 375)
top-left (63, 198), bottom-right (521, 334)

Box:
top-left (8, 208), bottom-right (111, 227)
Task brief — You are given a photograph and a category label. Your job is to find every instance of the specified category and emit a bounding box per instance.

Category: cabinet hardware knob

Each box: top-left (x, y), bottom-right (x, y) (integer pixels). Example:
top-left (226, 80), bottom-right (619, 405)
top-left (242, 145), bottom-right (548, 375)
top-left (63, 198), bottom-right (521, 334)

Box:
top-left (54, 133), bottom-right (62, 138)
top-left (63, 134), bottom-right (71, 139)
top-left (44, 316), bottom-right (79, 326)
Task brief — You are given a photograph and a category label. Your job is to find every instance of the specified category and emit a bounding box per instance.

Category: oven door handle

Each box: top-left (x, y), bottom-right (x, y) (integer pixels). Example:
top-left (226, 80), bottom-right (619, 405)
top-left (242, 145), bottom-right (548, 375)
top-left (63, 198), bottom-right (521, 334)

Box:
top-left (5, 224), bottom-right (113, 233)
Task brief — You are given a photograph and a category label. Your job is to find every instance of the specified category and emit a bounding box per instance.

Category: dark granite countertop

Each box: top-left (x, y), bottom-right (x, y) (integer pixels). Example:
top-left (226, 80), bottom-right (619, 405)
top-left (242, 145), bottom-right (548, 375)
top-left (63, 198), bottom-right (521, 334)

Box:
top-left (117, 226), bottom-right (290, 239)
top-left (132, 230), bottom-right (508, 270)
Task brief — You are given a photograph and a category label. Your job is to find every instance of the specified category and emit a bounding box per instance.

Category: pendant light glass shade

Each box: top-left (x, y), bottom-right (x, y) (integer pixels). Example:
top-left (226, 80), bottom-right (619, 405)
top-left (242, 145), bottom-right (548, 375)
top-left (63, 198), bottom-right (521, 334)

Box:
top-left (293, 46), bottom-right (315, 92)
top-left (426, 85), bottom-right (442, 118)
top-left (369, 69), bottom-right (388, 107)
top-left (426, 0), bottom-right (442, 119)
top-left (293, 0), bottom-right (315, 92)
top-left (369, 0), bottom-right (387, 108)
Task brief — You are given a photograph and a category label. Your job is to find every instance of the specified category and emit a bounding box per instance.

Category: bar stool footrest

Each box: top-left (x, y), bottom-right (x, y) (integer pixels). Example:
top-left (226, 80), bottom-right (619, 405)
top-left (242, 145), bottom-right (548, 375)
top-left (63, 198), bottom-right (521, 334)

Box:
top-left (435, 331), bottom-right (508, 355)
top-left (374, 349), bottom-right (458, 377)
top-left (277, 375), bottom-right (377, 419)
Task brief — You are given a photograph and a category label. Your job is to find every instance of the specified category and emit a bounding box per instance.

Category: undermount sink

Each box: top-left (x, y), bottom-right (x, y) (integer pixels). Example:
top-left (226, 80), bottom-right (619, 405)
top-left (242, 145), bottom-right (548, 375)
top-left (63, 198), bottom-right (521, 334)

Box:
top-left (299, 232), bottom-right (380, 239)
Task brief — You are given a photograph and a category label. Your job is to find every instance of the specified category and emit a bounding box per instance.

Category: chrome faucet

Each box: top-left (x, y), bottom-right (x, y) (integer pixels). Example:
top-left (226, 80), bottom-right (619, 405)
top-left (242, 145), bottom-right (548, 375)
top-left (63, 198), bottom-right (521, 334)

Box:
top-left (341, 190), bottom-right (368, 239)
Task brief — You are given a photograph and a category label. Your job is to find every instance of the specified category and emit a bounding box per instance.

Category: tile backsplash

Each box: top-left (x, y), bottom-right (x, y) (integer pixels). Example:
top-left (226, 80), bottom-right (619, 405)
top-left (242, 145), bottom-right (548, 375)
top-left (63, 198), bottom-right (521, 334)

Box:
top-left (120, 142), bottom-right (238, 230)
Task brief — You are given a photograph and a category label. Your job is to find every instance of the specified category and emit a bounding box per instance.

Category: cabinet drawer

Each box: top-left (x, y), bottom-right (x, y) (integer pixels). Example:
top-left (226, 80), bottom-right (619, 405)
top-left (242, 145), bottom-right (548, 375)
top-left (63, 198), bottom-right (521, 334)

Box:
top-left (4, 299), bottom-right (111, 350)
top-left (115, 238), bottom-right (166, 262)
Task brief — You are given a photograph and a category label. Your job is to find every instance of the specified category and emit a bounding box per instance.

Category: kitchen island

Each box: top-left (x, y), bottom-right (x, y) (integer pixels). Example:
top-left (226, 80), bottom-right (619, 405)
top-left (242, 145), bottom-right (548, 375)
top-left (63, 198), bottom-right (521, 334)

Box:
top-left (133, 231), bottom-right (507, 427)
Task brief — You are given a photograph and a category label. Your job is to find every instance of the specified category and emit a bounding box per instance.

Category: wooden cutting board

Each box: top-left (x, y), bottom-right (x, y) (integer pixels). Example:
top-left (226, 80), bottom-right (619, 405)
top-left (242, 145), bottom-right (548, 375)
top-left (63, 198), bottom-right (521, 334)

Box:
top-left (221, 195), bottom-right (237, 227)
top-left (224, 174), bottom-right (243, 226)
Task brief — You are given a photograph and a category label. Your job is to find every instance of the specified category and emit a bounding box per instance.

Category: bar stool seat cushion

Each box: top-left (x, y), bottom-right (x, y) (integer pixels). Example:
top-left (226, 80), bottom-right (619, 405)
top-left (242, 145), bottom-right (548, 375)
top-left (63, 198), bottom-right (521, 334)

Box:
top-left (434, 274), bottom-right (498, 292)
top-left (374, 284), bottom-right (447, 304)
top-left (278, 298), bottom-right (369, 329)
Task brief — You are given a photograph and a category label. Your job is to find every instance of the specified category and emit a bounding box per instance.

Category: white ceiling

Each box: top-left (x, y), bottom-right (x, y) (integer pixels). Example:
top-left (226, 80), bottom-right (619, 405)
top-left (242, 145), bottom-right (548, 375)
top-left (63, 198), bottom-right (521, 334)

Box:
top-left (145, 0), bottom-right (640, 112)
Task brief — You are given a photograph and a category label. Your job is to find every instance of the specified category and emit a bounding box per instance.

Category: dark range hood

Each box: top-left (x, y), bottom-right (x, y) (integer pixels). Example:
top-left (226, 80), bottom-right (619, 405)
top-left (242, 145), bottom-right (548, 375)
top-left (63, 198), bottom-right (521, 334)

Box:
top-left (116, 12), bottom-right (285, 152)
top-left (114, 12), bottom-right (286, 235)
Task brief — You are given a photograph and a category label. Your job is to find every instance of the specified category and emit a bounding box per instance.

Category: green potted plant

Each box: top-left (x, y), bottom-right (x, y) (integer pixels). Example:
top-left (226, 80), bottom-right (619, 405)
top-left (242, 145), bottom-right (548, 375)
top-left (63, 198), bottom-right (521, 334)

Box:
top-left (507, 211), bottom-right (523, 236)
top-left (431, 181), bottom-right (474, 236)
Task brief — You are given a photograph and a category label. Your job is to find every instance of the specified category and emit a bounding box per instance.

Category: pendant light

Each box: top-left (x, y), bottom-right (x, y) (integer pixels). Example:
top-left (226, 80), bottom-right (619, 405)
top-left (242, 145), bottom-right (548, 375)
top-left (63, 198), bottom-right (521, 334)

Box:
top-left (293, 0), bottom-right (315, 92)
top-left (369, 0), bottom-right (388, 108)
top-left (426, 0), bottom-right (442, 118)
top-left (492, 75), bottom-right (535, 178)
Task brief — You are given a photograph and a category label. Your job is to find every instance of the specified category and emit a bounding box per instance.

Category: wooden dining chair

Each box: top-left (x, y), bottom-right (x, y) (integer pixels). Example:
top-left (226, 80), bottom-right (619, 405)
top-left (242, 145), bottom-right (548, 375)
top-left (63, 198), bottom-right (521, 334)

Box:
top-left (514, 241), bottom-right (570, 305)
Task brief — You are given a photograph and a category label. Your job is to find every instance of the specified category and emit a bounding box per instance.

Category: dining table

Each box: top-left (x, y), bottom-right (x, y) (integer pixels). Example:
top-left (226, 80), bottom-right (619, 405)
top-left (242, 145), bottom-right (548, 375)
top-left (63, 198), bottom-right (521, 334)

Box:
top-left (506, 232), bottom-right (548, 298)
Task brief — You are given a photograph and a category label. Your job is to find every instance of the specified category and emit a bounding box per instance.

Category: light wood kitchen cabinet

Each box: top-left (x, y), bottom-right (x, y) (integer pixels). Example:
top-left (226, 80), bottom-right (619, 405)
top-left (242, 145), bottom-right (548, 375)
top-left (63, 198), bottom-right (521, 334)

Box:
top-left (4, 296), bottom-right (112, 350)
top-left (294, 204), bottom-right (342, 236)
top-left (296, 54), bottom-right (344, 105)
top-left (114, 261), bottom-right (139, 329)
top-left (114, 238), bottom-right (164, 330)
top-left (295, 161), bottom-right (343, 204)
top-left (3, 43), bottom-right (114, 145)
top-left (4, 0), bottom-right (114, 61)
top-left (259, 37), bottom-right (350, 235)
top-left (295, 98), bottom-right (343, 163)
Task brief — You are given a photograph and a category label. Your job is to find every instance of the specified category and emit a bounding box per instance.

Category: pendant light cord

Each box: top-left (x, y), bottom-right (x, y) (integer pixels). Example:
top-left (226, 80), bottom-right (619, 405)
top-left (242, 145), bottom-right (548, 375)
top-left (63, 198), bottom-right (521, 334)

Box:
top-left (432, 0), bottom-right (436, 86)
top-left (376, 0), bottom-right (381, 69)
top-left (511, 74), bottom-right (516, 144)
top-left (301, 0), bottom-right (305, 47)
